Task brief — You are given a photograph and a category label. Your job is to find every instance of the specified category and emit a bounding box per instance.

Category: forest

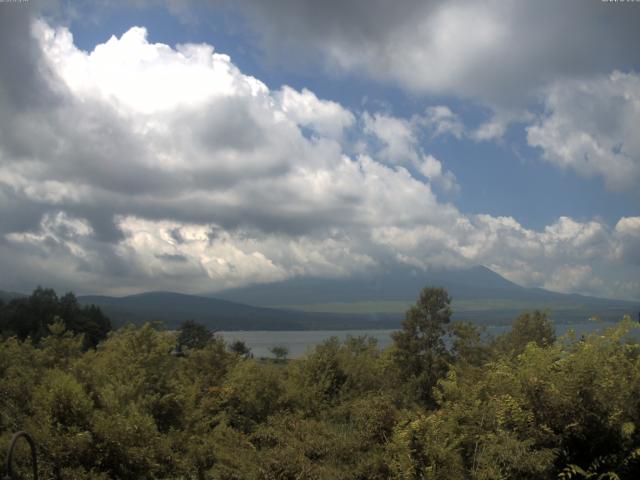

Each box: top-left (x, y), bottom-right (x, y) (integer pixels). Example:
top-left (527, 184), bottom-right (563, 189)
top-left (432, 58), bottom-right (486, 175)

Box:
top-left (1, 287), bottom-right (639, 479)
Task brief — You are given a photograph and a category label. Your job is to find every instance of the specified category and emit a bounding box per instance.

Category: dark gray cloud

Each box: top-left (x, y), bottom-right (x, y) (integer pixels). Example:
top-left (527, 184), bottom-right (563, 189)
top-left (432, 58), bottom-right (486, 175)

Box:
top-left (155, 253), bottom-right (188, 262)
top-left (0, 2), bottom-right (59, 111)
top-left (222, 0), bottom-right (640, 106)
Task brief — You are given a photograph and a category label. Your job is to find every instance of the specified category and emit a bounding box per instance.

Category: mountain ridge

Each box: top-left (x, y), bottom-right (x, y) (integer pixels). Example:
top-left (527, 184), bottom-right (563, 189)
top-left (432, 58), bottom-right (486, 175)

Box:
top-left (4, 266), bottom-right (638, 329)
top-left (209, 265), bottom-right (637, 325)
top-left (77, 291), bottom-right (399, 331)
top-left (0, 290), bottom-right (26, 302)
top-left (212, 265), bottom-right (634, 306)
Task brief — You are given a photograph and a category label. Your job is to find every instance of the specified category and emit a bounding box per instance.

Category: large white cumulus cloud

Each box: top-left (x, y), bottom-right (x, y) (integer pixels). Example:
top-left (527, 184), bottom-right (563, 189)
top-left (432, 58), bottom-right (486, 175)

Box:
top-left (527, 71), bottom-right (640, 191)
top-left (0, 17), bottom-right (638, 300)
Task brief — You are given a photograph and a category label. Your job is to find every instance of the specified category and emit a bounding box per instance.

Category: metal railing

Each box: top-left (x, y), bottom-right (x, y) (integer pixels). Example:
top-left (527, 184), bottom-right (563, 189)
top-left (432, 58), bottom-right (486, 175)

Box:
top-left (3, 431), bottom-right (37, 480)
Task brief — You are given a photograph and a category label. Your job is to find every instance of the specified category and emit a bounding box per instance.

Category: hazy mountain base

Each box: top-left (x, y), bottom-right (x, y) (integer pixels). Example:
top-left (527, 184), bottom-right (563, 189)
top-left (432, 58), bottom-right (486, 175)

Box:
top-left (4, 265), bottom-right (637, 330)
top-left (214, 265), bottom-right (638, 326)
top-left (76, 291), bottom-right (635, 331)
top-left (272, 298), bottom-right (636, 325)
top-left (1, 315), bottom-right (640, 479)
top-left (77, 292), bottom-right (402, 330)
top-left (214, 265), bottom-right (638, 307)
top-left (0, 290), bottom-right (25, 303)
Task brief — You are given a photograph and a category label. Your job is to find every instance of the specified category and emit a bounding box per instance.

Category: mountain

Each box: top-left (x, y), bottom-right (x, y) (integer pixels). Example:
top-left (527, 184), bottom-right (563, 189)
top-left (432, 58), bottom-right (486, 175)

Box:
top-left (10, 266), bottom-right (640, 330)
top-left (213, 266), bottom-right (538, 304)
top-left (78, 291), bottom-right (399, 330)
top-left (7, 267), bottom-right (535, 306)
top-left (0, 290), bottom-right (26, 303)
top-left (213, 266), bottom-right (639, 324)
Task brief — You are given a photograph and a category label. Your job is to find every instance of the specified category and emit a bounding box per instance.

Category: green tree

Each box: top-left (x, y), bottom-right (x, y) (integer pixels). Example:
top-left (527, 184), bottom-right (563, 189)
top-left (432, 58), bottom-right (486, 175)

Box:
top-left (59, 292), bottom-right (111, 347)
top-left (177, 320), bottom-right (213, 350)
top-left (229, 340), bottom-right (252, 358)
top-left (270, 346), bottom-right (289, 363)
top-left (288, 337), bottom-right (346, 412)
top-left (3, 286), bottom-right (58, 341)
top-left (0, 288), bottom-right (111, 347)
top-left (493, 310), bottom-right (556, 355)
top-left (392, 286), bottom-right (452, 407)
top-left (448, 321), bottom-right (490, 367)
top-left (220, 360), bottom-right (286, 431)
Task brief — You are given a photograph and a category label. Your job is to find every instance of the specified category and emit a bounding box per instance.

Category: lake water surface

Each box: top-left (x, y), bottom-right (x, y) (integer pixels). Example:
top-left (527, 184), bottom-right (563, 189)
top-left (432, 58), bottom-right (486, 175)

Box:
top-left (219, 321), bottom-right (617, 358)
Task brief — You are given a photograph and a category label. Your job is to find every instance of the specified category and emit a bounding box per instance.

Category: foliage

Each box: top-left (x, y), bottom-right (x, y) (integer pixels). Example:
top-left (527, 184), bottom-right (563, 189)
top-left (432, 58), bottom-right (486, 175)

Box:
top-left (177, 319), bottom-right (213, 350)
top-left (229, 340), bottom-right (252, 358)
top-left (0, 287), bottom-right (111, 347)
top-left (1, 286), bottom-right (640, 479)
top-left (392, 286), bottom-right (452, 407)
top-left (270, 346), bottom-right (289, 362)
top-left (492, 309), bottom-right (556, 355)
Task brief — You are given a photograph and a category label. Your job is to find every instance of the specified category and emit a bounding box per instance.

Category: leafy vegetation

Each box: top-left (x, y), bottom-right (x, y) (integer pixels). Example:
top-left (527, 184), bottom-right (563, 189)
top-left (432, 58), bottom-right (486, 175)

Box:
top-left (178, 320), bottom-right (214, 350)
top-left (269, 346), bottom-right (289, 363)
top-left (0, 287), bottom-right (111, 348)
top-left (1, 287), bottom-right (639, 479)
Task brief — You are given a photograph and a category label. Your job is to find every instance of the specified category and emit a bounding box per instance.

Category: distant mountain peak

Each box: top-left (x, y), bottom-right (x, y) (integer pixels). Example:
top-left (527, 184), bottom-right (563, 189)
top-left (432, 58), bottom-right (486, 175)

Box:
top-left (212, 264), bottom-right (530, 306)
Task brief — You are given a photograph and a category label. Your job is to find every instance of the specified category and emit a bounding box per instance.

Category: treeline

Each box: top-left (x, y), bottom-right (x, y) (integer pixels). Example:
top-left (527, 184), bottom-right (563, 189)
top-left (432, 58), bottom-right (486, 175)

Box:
top-left (1, 287), bottom-right (639, 479)
top-left (0, 287), bottom-right (111, 348)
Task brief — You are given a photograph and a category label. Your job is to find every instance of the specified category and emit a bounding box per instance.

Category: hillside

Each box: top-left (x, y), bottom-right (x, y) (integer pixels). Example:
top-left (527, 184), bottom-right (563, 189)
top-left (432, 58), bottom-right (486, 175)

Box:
top-left (214, 266), bottom-right (578, 305)
top-left (78, 291), bottom-right (399, 330)
top-left (0, 290), bottom-right (26, 303)
top-left (7, 265), bottom-right (638, 329)
top-left (214, 265), bottom-right (638, 324)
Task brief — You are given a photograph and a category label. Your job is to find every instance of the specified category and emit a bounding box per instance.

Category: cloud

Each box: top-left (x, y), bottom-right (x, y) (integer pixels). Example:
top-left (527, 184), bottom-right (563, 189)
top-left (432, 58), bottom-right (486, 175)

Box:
top-left (421, 106), bottom-right (465, 139)
top-left (614, 217), bottom-right (640, 265)
top-left (225, 0), bottom-right (640, 106)
top-left (369, 214), bottom-right (638, 299)
top-left (214, 0), bottom-right (640, 146)
top-left (362, 112), bottom-right (420, 163)
top-left (469, 109), bottom-right (533, 142)
top-left (0, 1), bottom-right (60, 111)
top-left (527, 71), bottom-right (640, 191)
top-left (114, 216), bottom-right (289, 289)
top-left (6, 211), bottom-right (94, 261)
top-left (274, 86), bottom-right (355, 140)
top-left (0, 19), bottom-right (454, 292)
top-left (0, 14), bottom-right (637, 300)
top-left (542, 265), bottom-right (603, 296)
top-left (418, 105), bottom-right (526, 144)
top-left (362, 112), bottom-right (459, 192)
top-left (416, 155), bottom-right (459, 193)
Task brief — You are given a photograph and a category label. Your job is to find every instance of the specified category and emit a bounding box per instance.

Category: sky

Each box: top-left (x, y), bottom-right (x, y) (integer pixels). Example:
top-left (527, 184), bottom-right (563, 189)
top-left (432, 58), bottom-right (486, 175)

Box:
top-left (0, 0), bottom-right (638, 299)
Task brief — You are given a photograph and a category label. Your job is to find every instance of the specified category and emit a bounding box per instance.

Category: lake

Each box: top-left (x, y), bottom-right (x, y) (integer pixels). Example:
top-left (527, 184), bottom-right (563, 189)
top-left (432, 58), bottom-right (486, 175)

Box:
top-left (218, 321), bottom-right (619, 358)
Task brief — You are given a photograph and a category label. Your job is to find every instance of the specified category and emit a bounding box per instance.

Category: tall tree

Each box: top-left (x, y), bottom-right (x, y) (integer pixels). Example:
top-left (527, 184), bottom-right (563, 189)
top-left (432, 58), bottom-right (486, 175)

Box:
top-left (270, 345), bottom-right (289, 363)
top-left (493, 310), bottom-right (556, 355)
top-left (392, 286), bottom-right (452, 407)
top-left (177, 320), bottom-right (213, 350)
